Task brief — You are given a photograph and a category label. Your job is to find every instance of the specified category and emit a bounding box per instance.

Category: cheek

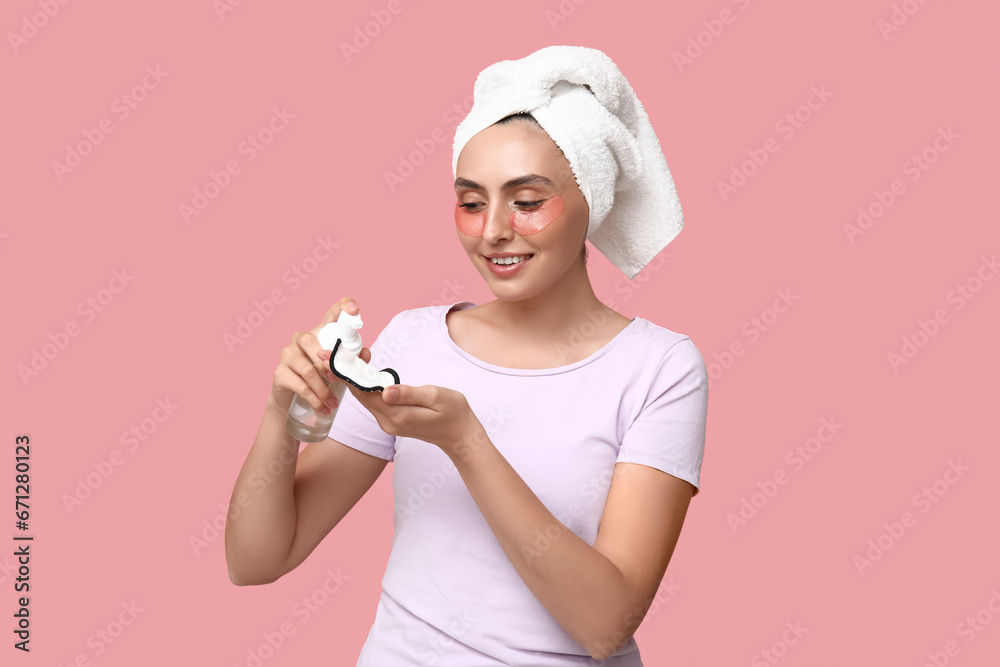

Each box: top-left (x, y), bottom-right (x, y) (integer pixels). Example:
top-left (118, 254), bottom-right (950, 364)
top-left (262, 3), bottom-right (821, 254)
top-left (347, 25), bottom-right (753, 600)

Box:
top-left (455, 202), bottom-right (485, 237)
top-left (509, 196), bottom-right (565, 235)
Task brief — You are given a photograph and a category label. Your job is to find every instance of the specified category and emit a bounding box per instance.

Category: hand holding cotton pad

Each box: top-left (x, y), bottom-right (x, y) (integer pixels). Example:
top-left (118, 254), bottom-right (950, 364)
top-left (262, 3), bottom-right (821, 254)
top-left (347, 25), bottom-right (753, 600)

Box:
top-left (318, 312), bottom-right (400, 392)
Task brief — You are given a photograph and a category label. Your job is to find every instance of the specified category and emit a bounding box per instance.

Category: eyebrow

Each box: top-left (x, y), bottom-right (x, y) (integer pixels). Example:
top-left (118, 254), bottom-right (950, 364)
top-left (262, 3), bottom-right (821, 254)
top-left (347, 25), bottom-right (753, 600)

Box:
top-left (454, 174), bottom-right (556, 191)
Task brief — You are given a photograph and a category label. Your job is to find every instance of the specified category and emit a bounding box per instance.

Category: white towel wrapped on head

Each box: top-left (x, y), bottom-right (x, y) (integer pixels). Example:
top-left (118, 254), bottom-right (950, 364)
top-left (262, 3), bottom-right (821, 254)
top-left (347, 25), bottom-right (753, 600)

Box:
top-left (452, 45), bottom-right (684, 280)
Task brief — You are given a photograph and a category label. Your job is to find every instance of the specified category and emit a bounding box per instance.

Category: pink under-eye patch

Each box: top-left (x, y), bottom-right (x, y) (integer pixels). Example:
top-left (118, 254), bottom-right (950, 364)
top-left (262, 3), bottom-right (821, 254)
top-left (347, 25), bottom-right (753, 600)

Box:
top-left (508, 196), bottom-right (564, 235)
top-left (455, 196), bottom-right (565, 237)
top-left (454, 201), bottom-right (486, 236)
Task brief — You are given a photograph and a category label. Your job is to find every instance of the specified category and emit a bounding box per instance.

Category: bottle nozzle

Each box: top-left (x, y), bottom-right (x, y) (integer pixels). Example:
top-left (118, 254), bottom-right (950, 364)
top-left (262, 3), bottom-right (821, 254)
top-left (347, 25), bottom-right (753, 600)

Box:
top-left (316, 311), bottom-right (364, 355)
top-left (337, 312), bottom-right (364, 331)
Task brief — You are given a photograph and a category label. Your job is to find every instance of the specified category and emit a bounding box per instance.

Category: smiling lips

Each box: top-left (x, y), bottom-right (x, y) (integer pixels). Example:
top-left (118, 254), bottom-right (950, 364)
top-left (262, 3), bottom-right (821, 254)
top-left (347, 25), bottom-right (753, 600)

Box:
top-left (455, 196), bottom-right (565, 237)
top-left (484, 253), bottom-right (533, 276)
top-left (488, 254), bottom-right (532, 265)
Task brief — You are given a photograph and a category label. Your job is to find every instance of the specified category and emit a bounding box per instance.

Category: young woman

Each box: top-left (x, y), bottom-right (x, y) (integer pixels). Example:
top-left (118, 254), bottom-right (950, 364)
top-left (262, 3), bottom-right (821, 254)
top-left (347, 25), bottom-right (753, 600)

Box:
top-left (226, 50), bottom-right (708, 666)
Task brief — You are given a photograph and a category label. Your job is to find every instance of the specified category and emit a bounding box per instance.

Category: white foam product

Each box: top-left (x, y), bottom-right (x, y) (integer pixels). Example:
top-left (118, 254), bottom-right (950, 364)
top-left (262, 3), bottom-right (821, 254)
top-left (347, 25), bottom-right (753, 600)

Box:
top-left (331, 338), bottom-right (400, 392)
top-left (317, 312), bottom-right (363, 352)
top-left (318, 313), bottom-right (400, 392)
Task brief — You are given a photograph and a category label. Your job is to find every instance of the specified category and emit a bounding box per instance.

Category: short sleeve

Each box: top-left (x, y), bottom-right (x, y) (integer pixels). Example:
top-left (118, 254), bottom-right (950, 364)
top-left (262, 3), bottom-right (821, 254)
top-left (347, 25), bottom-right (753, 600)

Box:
top-left (615, 338), bottom-right (708, 495)
top-left (322, 313), bottom-right (401, 461)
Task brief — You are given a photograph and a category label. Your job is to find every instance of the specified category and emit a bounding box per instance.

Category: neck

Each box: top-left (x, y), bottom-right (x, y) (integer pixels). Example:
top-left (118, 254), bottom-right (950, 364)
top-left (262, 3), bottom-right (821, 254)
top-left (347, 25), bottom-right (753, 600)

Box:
top-left (480, 256), bottom-right (611, 345)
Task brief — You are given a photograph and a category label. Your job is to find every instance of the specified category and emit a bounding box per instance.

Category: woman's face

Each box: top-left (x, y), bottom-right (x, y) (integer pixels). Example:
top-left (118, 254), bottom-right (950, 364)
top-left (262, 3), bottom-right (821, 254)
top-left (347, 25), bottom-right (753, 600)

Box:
top-left (454, 120), bottom-right (589, 301)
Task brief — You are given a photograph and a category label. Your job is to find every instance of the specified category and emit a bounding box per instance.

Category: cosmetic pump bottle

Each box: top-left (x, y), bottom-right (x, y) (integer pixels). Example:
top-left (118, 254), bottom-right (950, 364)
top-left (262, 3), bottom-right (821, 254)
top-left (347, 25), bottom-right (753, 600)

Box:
top-left (284, 312), bottom-right (364, 443)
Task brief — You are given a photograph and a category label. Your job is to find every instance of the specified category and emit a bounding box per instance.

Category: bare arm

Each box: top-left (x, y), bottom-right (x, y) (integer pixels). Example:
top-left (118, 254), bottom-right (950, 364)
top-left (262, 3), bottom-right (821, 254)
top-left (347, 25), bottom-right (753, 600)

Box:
top-left (446, 428), bottom-right (691, 661)
top-left (225, 396), bottom-right (388, 585)
top-left (224, 297), bottom-right (389, 585)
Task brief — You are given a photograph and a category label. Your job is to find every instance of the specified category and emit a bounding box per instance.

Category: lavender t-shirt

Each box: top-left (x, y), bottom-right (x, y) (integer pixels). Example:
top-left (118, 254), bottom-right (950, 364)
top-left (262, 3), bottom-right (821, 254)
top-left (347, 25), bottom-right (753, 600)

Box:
top-left (324, 301), bottom-right (708, 666)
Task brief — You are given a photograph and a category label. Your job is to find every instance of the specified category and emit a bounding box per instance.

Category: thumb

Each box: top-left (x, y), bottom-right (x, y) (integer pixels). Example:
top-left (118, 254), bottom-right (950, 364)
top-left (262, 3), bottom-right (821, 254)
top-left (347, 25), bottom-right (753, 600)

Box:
top-left (383, 384), bottom-right (408, 404)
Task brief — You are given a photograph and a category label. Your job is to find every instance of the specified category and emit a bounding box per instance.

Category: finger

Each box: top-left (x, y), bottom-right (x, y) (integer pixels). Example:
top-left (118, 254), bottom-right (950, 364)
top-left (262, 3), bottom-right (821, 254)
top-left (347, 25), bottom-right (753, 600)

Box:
top-left (338, 296), bottom-right (359, 316)
top-left (345, 384), bottom-right (365, 409)
top-left (346, 380), bottom-right (384, 402)
top-left (383, 384), bottom-right (420, 405)
top-left (344, 382), bottom-right (389, 423)
top-left (275, 364), bottom-right (332, 414)
top-left (294, 331), bottom-right (329, 372)
top-left (282, 346), bottom-right (338, 411)
top-left (296, 334), bottom-right (346, 403)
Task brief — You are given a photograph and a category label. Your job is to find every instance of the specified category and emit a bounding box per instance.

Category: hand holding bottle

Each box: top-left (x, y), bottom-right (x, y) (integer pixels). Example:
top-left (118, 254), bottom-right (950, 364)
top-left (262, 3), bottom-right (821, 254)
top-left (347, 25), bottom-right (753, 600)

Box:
top-left (269, 297), bottom-right (371, 442)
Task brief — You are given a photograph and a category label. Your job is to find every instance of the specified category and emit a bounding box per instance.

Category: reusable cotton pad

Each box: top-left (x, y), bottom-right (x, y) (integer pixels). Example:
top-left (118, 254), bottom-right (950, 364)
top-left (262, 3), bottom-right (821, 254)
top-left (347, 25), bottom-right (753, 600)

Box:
top-left (317, 314), bottom-right (401, 393)
top-left (329, 338), bottom-right (400, 392)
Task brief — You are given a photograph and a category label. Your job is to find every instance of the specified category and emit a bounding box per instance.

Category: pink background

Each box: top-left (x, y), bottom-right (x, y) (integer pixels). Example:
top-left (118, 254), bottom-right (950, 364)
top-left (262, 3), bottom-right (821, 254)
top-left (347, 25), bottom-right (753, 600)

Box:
top-left (4, 1), bottom-right (998, 665)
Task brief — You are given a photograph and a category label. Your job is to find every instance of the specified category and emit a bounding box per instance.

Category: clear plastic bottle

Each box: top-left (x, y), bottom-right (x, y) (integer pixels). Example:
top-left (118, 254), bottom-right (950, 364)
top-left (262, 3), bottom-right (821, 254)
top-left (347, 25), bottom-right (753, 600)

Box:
top-left (284, 312), bottom-right (364, 443)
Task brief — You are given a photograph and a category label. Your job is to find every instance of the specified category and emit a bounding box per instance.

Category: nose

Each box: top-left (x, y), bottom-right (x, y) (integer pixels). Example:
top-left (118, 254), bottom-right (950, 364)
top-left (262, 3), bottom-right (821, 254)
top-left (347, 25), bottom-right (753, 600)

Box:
top-left (482, 202), bottom-right (514, 243)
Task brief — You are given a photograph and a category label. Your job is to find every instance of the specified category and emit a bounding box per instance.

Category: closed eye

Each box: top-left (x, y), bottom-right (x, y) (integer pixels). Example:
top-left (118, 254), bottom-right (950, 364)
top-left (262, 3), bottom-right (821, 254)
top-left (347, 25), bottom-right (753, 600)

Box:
top-left (458, 200), bottom-right (545, 211)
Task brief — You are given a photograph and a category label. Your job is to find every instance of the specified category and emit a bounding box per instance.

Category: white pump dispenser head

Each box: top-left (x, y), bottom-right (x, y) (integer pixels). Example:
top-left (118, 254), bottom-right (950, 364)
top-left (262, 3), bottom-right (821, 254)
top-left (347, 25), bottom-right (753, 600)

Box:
top-left (317, 312), bottom-right (363, 355)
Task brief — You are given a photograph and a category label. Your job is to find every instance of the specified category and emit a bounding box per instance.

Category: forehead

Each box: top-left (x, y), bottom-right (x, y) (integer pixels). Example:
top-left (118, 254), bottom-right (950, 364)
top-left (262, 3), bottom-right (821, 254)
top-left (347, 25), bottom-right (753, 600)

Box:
top-left (456, 122), bottom-right (565, 180)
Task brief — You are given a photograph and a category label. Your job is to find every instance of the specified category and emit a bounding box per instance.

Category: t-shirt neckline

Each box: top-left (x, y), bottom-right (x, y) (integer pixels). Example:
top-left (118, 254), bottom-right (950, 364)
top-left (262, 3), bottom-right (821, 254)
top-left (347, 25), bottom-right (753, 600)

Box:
top-left (439, 301), bottom-right (641, 376)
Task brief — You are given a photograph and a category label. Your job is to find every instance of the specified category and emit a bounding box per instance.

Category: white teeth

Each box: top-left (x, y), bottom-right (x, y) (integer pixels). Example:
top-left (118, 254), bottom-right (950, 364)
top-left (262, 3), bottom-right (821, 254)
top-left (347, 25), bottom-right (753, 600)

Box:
top-left (490, 255), bottom-right (531, 265)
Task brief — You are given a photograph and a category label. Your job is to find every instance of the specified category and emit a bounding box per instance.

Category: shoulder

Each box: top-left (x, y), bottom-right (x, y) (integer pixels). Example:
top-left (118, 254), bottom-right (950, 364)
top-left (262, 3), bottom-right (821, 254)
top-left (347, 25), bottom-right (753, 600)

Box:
top-left (386, 303), bottom-right (444, 325)
top-left (375, 301), bottom-right (458, 340)
top-left (626, 317), bottom-right (707, 375)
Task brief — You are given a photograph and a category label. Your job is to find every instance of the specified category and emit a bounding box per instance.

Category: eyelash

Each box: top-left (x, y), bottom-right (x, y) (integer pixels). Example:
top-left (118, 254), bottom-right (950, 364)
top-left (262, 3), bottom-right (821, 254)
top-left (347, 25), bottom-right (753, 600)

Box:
top-left (458, 200), bottom-right (544, 211)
